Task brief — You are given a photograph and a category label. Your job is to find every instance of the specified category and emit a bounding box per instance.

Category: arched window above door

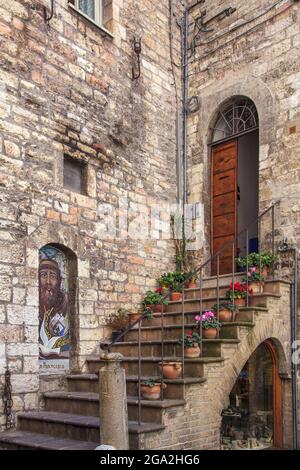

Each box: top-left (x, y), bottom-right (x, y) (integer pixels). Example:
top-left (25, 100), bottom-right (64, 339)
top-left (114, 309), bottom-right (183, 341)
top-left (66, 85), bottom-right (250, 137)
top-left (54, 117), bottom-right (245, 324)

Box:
top-left (211, 98), bottom-right (259, 143)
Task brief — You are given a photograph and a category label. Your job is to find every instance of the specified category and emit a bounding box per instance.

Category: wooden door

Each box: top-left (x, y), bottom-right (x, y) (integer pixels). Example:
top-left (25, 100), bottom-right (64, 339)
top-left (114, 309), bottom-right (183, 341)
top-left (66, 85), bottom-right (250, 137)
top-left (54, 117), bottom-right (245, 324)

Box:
top-left (211, 140), bottom-right (238, 275)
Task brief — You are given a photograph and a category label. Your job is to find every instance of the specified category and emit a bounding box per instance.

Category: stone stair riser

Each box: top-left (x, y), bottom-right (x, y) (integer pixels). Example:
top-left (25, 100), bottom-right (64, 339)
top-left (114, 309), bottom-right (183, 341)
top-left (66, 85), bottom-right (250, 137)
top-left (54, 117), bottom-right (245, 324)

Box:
top-left (112, 341), bottom-right (224, 358)
top-left (18, 417), bottom-right (99, 443)
top-left (87, 360), bottom-right (204, 378)
top-left (45, 397), bottom-right (98, 417)
top-left (67, 377), bottom-right (185, 400)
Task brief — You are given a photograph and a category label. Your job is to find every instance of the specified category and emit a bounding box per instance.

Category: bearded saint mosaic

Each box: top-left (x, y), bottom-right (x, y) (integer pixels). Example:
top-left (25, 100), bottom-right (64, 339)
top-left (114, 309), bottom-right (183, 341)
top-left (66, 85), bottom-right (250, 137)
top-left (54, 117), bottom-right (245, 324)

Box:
top-left (39, 246), bottom-right (71, 373)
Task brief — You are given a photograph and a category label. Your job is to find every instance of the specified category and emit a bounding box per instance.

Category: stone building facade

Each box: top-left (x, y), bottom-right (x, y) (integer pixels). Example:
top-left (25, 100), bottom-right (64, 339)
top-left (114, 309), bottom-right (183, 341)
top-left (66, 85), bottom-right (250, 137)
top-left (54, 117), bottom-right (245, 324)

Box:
top-left (0, 0), bottom-right (299, 450)
top-left (0, 0), bottom-right (182, 426)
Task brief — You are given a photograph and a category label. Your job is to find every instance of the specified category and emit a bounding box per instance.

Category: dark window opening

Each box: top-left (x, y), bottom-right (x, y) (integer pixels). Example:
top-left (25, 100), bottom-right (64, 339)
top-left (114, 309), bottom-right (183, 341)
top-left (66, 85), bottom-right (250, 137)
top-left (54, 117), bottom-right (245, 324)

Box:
top-left (63, 155), bottom-right (87, 195)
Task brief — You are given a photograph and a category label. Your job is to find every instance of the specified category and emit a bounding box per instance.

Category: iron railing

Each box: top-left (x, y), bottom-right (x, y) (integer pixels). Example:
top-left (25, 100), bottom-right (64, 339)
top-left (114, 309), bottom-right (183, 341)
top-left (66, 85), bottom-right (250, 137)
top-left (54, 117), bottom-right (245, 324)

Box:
top-left (100, 200), bottom-right (280, 425)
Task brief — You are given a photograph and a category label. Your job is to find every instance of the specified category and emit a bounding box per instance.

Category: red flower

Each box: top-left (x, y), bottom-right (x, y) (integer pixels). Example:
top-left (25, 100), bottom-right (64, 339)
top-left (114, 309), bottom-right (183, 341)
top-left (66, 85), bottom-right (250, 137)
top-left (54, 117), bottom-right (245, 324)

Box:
top-left (155, 287), bottom-right (163, 294)
top-left (186, 330), bottom-right (193, 336)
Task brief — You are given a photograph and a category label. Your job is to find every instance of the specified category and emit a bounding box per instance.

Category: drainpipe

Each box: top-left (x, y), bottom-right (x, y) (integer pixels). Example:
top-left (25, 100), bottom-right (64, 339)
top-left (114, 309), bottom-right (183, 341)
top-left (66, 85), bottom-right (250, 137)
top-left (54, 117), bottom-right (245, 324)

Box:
top-left (182, 7), bottom-right (189, 207)
top-left (291, 248), bottom-right (299, 449)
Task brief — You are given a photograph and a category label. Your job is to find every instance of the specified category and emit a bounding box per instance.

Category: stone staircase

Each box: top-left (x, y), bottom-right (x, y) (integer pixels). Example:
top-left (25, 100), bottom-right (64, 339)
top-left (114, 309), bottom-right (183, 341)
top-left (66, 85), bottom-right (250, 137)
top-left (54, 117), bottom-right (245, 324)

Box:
top-left (0, 275), bottom-right (289, 450)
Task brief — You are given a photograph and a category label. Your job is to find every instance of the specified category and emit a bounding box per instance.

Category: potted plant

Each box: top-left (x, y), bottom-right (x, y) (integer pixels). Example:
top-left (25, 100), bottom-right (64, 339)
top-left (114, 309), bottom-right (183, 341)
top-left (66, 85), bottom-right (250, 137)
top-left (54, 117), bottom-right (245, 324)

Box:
top-left (139, 379), bottom-right (167, 400)
top-left (105, 308), bottom-right (129, 342)
top-left (195, 311), bottom-right (221, 339)
top-left (158, 272), bottom-right (186, 301)
top-left (178, 330), bottom-right (201, 357)
top-left (225, 281), bottom-right (253, 307)
top-left (184, 272), bottom-right (198, 289)
top-left (242, 267), bottom-right (264, 294)
top-left (159, 361), bottom-right (182, 379)
top-left (213, 301), bottom-right (238, 322)
top-left (142, 289), bottom-right (168, 313)
top-left (237, 251), bottom-right (278, 278)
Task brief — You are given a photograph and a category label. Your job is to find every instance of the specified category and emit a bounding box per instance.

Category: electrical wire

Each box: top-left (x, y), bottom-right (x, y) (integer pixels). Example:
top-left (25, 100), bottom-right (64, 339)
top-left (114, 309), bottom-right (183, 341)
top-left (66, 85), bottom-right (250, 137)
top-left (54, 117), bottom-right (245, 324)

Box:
top-left (168, 0), bottom-right (180, 109)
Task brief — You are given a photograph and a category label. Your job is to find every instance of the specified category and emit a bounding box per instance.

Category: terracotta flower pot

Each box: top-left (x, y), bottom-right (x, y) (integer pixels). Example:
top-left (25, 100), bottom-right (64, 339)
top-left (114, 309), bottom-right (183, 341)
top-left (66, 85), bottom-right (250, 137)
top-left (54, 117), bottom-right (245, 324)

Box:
top-left (234, 298), bottom-right (246, 307)
top-left (128, 313), bottom-right (142, 329)
top-left (258, 267), bottom-right (270, 278)
top-left (140, 383), bottom-right (167, 400)
top-left (148, 304), bottom-right (164, 313)
top-left (171, 292), bottom-right (182, 302)
top-left (202, 328), bottom-right (218, 340)
top-left (186, 281), bottom-right (197, 289)
top-left (184, 344), bottom-right (201, 358)
top-left (159, 362), bottom-right (182, 379)
top-left (218, 308), bottom-right (233, 323)
top-left (249, 281), bottom-right (263, 294)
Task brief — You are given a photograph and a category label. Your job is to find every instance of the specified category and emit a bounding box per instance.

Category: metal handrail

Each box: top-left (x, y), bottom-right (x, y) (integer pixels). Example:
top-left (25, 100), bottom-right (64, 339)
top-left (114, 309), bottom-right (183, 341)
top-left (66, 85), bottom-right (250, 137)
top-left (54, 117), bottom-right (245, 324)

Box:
top-left (100, 200), bottom-right (280, 424)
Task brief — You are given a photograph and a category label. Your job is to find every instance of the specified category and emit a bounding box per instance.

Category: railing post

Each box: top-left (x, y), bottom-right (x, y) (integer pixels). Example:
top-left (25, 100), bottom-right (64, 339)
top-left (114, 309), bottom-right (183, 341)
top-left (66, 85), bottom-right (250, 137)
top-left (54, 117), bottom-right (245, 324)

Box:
top-left (161, 302), bottom-right (165, 400)
top-left (217, 255), bottom-right (220, 338)
top-left (181, 286), bottom-right (185, 379)
top-left (138, 319), bottom-right (142, 425)
top-left (272, 204), bottom-right (275, 280)
top-left (232, 241), bottom-right (235, 310)
top-left (199, 268), bottom-right (203, 357)
top-left (246, 229), bottom-right (249, 307)
top-left (99, 351), bottom-right (129, 450)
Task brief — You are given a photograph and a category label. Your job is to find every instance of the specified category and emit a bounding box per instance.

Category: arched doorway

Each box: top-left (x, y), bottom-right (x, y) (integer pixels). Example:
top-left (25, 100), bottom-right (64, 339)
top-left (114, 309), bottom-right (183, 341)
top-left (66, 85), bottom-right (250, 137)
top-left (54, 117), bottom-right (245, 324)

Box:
top-left (221, 340), bottom-right (282, 450)
top-left (210, 97), bottom-right (259, 274)
top-left (38, 244), bottom-right (77, 374)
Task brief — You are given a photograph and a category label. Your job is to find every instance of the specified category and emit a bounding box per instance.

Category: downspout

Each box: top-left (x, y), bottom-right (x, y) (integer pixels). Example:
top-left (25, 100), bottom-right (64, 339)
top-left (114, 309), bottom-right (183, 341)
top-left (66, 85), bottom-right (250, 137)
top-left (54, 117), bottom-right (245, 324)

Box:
top-left (291, 248), bottom-right (299, 449)
top-left (182, 6), bottom-right (189, 207)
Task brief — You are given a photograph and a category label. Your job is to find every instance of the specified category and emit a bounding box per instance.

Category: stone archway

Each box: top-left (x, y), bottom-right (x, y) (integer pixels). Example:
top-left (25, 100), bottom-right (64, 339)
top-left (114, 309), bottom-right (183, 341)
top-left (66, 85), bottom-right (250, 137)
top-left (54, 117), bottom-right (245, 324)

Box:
top-left (188, 75), bottom-right (277, 267)
top-left (216, 318), bottom-right (292, 449)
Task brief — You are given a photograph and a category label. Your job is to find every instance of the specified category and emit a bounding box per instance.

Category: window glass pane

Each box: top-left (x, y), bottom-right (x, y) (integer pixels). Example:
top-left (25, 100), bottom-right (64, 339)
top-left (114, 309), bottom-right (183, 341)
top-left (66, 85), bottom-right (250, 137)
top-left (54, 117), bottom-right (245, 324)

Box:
top-left (63, 156), bottom-right (86, 194)
top-left (79, 0), bottom-right (95, 20)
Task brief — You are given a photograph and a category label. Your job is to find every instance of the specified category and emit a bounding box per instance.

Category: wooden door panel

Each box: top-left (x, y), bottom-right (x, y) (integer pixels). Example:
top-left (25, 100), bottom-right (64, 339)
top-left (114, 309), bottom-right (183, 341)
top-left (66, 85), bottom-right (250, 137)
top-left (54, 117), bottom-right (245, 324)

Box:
top-left (213, 235), bottom-right (235, 258)
top-left (211, 139), bottom-right (237, 275)
top-left (213, 193), bottom-right (235, 217)
top-left (213, 169), bottom-right (235, 196)
top-left (212, 144), bottom-right (236, 174)
top-left (213, 214), bottom-right (235, 238)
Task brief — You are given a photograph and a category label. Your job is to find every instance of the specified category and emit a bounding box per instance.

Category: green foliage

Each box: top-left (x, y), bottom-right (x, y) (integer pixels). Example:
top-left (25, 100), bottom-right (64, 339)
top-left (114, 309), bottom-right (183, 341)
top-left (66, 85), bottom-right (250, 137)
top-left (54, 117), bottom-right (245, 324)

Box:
top-left (213, 301), bottom-right (238, 313)
top-left (141, 379), bottom-right (159, 388)
top-left (236, 251), bottom-right (278, 269)
top-left (157, 272), bottom-right (186, 292)
top-left (178, 330), bottom-right (201, 347)
top-left (143, 290), bottom-right (168, 306)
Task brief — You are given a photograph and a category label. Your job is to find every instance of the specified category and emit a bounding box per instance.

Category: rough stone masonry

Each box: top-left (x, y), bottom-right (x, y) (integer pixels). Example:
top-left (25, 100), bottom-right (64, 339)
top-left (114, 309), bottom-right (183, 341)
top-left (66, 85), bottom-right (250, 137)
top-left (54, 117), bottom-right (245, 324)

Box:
top-left (0, 0), bottom-right (183, 428)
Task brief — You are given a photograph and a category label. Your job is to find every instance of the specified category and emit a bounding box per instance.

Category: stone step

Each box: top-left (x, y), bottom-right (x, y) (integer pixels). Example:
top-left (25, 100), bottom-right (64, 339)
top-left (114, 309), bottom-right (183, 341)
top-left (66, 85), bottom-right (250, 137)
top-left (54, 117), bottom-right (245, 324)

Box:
top-left (111, 336), bottom-right (241, 358)
top-left (17, 411), bottom-right (164, 447)
top-left (43, 391), bottom-right (185, 424)
top-left (87, 355), bottom-right (224, 377)
top-left (141, 307), bottom-right (264, 327)
top-left (165, 292), bottom-right (280, 313)
top-left (0, 430), bottom-right (98, 450)
top-left (67, 374), bottom-right (206, 400)
top-left (123, 322), bottom-right (245, 343)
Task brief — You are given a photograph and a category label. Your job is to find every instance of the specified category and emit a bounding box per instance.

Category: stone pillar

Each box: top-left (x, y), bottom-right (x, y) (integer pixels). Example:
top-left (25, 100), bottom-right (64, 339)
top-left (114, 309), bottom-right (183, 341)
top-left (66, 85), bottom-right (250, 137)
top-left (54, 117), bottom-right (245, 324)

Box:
top-left (99, 351), bottom-right (129, 450)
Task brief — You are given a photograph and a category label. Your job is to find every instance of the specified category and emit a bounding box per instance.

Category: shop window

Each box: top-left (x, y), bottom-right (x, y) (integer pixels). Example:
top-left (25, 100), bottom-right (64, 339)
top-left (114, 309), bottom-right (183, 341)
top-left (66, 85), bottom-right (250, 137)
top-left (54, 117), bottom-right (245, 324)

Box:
top-left (68, 0), bottom-right (113, 36)
top-left (63, 155), bottom-right (87, 195)
top-left (221, 343), bottom-right (275, 450)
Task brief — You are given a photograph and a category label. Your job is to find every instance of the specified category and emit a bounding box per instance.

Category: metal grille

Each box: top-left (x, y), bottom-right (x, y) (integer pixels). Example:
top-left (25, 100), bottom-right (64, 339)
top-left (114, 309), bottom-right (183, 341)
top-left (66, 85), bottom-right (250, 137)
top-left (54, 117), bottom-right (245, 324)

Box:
top-left (212, 98), bottom-right (259, 143)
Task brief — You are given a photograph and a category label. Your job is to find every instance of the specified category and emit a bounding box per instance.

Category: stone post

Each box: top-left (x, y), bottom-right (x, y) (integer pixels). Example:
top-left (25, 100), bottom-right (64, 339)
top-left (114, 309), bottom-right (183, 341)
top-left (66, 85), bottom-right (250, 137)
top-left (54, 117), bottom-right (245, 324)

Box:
top-left (99, 351), bottom-right (129, 450)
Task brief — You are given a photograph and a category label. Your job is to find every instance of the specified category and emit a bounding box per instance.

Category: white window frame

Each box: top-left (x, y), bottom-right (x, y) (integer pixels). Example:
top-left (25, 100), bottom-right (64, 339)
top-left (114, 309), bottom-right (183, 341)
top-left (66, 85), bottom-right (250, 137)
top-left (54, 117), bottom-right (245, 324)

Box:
top-left (68, 1), bottom-right (114, 38)
top-left (75, 0), bottom-right (102, 25)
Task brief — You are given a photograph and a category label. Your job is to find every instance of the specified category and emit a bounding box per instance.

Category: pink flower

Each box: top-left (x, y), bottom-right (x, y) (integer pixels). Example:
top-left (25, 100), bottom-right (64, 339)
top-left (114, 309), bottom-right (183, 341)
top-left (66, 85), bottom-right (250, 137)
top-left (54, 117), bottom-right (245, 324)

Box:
top-left (251, 267), bottom-right (256, 273)
top-left (195, 315), bottom-right (201, 322)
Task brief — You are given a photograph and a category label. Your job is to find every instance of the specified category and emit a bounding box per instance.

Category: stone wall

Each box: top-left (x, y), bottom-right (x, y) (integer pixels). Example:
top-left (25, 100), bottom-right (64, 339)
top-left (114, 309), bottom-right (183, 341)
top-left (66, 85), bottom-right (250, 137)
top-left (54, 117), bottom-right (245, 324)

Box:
top-left (0, 0), bottom-right (183, 428)
top-left (186, 0), bottom-right (300, 445)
